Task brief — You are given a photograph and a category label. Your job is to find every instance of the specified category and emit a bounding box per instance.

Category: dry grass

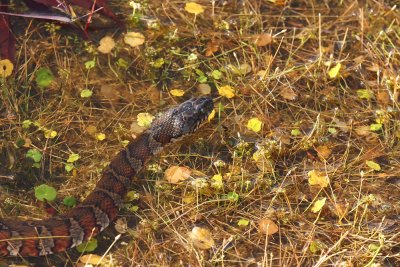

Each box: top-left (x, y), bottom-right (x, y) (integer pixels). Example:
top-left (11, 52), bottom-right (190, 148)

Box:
top-left (1, 0), bottom-right (400, 266)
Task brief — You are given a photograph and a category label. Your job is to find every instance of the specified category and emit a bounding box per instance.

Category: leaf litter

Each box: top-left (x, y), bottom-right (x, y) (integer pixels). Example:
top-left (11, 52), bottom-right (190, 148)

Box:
top-left (1, 1), bottom-right (400, 266)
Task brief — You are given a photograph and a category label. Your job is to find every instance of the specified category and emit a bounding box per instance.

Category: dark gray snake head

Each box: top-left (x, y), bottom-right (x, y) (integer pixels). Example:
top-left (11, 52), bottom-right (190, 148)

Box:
top-left (149, 96), bottom-right (214, 144)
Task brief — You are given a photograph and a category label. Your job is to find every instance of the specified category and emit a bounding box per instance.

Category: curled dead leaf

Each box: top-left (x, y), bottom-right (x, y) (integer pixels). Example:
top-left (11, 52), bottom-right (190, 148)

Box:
top-left (258, 218), bottom-right (279, 235)
top-left (165, 166), bottom-right (192, 184)
top-left (253, 33), bottom-right (273, 46)
top-left (79, 254), bottom-right (106, 265)
top-left (280, 87), bottom-right (298, 100)
top-left (315, 145), bottom-right (332, 160)
top-left (98, 36), bottom-right (115, 54)
top-left (189, 226), bottom-right (214, 249)
top-left (124, 32), bottom-right (145, 47)
top-left (205, 41), bottom-right (219, 57)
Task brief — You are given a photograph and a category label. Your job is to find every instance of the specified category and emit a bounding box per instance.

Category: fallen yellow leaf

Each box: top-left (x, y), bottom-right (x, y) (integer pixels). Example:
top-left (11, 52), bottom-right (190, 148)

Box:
top-left (328, 63), bottom-right (341, 79)
top-left (124, 32), bottom-right (145, 47)
top-left (311, 197), bottom-right (326, 213)
top-left (247, 118), bottom-right (262, 133)
top-left (184, 2), bottom-right (205, 15)
top-left (95, 133), bottom-right (106, 141)
top-left (366, 160), bottom-right (381, 171)
top-left (208, 109), bottom-right (216, 122)
top-left (170, 89), bottom-right (185, 96)
top-left (308, 170), bottom-right (329, 188)
top-left (218, 85), bottom-right (235, 98)
top-left (189, 227), bottom-right (214, 249)
top-left (0, 59), bottom-right (14, 78)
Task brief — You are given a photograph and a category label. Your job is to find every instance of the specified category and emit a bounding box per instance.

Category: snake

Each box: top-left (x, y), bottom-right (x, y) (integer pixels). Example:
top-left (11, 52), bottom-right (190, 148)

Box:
top-left (0, 96), bottom-right (213, 257)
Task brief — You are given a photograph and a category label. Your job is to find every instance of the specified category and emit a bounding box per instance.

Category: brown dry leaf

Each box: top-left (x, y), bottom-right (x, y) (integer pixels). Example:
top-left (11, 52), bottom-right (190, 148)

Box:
top-left (98, 36), bottom-right (115, 54)
top-left (354, 126), bottom-right (371, 136)
top-left (100, 84), bottom-right (120, 101)
top-left (124, 32), bottom-right (145, 47)
top-left (315, 145), bottom-right (332, 159)
top-left (329, 201), bottom-right (349, 221)
top-left (189, 226), bottom-right (214, 249)
top-left (205, 41), bottom-right (219, 57)
top-left (253, 33), bottom-right (273, 46)
top-left (23, 138), bottom-right (32, 148)
top-left (85, 125), bottom-right (97, 135)
top-left (197, 83), bottom-right (211, 95)
top-left (366, 63), bottom-right (380, 72)
top-left (79, 254), bottom-right (106, 265)
top-left (165, 166), bottom-right (192, 184)
top-left (258, 218), bottom-right (279, 235)
top-left (332, 118), bottom-right (349, 133)
top-left (377, 91), bottom-right (390, 105)
top-left (280, 87), bottom-right (298, 100)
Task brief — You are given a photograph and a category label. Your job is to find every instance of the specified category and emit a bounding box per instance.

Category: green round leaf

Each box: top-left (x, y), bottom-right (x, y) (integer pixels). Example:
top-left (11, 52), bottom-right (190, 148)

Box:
top-left (76, 238), bottom-right (98, 253)
top-left (225, 191), bottom-right (239, 201)
top-left (26, 149), bottom-right (42, 163)
top-left (63, 196), bottom-right (77, 207)
top-left (35, 68), bottom-right (54, 88)
top-left (35, 184), bottom-right (57, 202)
top-left (15, 138), bottom-right (25, 148)
top-left (85, 60), bottom-right (96, 69)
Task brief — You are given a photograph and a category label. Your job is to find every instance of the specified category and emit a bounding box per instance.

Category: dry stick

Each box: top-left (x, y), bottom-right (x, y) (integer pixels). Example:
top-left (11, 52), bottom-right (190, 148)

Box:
top-left (313, 231), bottom-right (350, 267)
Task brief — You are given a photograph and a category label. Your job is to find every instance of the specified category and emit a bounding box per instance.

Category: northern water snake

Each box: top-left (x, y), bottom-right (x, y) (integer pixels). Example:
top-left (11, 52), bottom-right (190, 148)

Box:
top-left (0, 96), bottom-right (214, 257)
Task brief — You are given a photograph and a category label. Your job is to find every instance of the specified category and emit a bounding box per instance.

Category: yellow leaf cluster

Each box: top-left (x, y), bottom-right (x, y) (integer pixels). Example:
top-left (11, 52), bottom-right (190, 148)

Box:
top-left (137, 112), bottom-right (155, 127)
top-left (308, 170), bottom-right (329, 188)
top-left (211, 174), bottom-right (223, 190)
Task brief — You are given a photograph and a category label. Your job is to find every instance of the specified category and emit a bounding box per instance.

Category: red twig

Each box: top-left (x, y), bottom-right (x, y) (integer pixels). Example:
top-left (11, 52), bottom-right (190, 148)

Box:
top-left (84, 0), bottom-right (97, 33)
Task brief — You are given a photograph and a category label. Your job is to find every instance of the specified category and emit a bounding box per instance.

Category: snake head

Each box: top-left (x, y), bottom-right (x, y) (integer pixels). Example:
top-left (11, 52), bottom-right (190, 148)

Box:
top-left (150, 96), bottom-right (214, 144)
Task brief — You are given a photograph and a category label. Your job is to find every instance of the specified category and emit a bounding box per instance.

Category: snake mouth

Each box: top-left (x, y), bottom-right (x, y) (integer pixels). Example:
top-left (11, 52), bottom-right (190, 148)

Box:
top-left (189, 96), bottom-right (214, 132)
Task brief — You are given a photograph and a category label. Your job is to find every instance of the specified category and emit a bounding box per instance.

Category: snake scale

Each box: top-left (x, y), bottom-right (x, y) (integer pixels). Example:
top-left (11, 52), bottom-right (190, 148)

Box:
top-left (0, 97), bottom-right (213, 257)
